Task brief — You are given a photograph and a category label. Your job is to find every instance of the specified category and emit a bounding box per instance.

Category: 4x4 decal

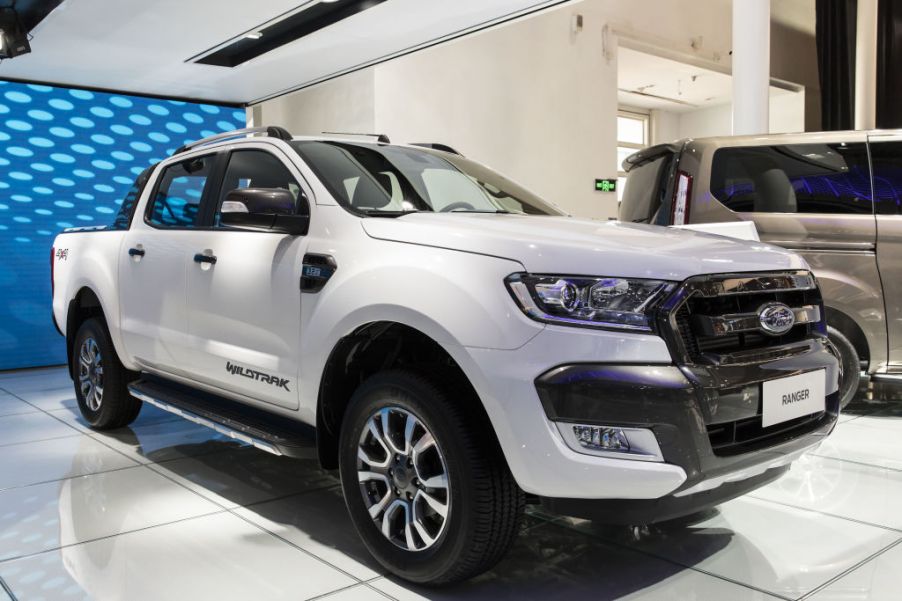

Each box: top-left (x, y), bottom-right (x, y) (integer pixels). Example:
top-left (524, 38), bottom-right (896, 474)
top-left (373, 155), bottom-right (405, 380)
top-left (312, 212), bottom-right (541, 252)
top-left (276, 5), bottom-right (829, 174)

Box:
top-left (226, 361), bottom-right (290, 392)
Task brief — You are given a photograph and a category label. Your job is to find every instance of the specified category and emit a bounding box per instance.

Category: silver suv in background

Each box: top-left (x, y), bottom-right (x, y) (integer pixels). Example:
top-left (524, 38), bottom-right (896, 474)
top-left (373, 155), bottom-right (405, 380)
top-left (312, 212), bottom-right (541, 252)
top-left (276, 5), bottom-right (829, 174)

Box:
top-left (620, 131), bottom-right (902, 407)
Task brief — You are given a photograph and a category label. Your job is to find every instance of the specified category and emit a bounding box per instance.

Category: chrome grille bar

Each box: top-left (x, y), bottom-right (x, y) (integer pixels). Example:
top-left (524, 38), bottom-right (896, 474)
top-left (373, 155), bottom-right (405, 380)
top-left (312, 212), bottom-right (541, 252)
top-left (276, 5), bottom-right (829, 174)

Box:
top-left (692, 305), bottom-right (821, 337)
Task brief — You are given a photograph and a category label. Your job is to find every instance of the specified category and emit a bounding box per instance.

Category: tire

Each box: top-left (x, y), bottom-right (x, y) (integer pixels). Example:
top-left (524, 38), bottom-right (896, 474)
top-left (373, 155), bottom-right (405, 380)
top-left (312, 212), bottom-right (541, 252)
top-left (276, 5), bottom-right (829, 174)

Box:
top-left (72, 317), bottom-right (142, 430)
top-left (339, 369), bottom-right (524, 585)
top-left (828, 326), bottom-right (861, 410)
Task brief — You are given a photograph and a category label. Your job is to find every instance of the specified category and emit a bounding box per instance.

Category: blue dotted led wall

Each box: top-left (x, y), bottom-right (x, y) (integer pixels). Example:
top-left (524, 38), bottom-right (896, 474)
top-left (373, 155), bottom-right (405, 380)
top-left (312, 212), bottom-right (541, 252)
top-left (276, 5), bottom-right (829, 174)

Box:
top-left (0, 80), bottom-right (246, 370)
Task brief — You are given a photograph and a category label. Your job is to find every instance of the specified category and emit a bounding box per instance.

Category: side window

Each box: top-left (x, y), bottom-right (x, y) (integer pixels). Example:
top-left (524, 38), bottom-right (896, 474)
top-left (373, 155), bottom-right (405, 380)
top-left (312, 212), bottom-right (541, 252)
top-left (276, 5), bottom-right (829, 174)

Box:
top-left (867, 141), bottom-right (902, 215)
top-left (709, 143), bottom-right (872, 214)
top-left (147, 156), bottom-right (212, 228)
top-left (215, 150), bottom-right (306, 226)
top-left (111, 165), bottom-right (155, 230)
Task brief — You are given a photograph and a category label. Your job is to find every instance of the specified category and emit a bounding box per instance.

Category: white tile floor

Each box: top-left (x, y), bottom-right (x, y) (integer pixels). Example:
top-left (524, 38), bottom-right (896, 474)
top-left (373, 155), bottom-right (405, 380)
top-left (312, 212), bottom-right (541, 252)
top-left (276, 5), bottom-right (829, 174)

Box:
top-left (0, 367), bottom-right (899, 601)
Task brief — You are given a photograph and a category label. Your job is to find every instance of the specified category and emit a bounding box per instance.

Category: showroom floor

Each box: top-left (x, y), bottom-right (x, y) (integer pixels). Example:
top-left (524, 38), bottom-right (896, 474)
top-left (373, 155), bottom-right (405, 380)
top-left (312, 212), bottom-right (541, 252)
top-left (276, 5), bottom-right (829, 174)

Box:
top-left (0, 368), bottom-right (899, 600)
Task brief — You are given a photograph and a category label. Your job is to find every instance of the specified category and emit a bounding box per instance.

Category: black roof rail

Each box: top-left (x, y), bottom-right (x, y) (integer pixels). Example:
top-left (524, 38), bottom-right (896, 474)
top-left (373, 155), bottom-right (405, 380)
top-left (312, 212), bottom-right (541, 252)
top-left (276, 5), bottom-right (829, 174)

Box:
top-left (173, 126), bottom-right (293, 156)
top-left (322, 132), bottom-right (391, 144)
top-left (410, 143), bottom-right (463, 156)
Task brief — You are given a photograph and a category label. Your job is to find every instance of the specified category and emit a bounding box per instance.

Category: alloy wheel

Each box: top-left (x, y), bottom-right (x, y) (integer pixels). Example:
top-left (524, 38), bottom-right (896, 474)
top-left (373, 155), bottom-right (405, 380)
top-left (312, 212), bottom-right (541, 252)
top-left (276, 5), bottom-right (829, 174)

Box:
top-left (78, 337), bottom-right (104, 411)
top-left (356, 406), bottom-right (450, 552)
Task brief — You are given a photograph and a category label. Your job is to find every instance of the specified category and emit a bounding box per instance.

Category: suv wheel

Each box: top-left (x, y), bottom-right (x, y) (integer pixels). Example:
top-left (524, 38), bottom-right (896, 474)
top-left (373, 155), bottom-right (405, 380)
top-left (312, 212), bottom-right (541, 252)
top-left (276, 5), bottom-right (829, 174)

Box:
top-left (339, 370), bottom-right (524, 585)
top-left (828, 325), bottom-right (861, 409)
top-left (73, 317), bottom-right (142, 429)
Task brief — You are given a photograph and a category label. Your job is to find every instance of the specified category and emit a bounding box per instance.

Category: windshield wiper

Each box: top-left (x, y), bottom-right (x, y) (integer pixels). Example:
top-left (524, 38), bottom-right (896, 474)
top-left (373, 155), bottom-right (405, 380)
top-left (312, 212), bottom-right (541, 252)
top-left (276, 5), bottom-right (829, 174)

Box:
top-left (363, 210), bottom-right (421, 218)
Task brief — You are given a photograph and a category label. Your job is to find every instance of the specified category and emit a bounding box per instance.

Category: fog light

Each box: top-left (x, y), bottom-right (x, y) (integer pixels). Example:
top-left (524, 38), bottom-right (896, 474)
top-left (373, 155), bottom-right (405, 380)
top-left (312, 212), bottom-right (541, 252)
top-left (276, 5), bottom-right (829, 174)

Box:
top-left (573, 425), bottom-right (630, 452)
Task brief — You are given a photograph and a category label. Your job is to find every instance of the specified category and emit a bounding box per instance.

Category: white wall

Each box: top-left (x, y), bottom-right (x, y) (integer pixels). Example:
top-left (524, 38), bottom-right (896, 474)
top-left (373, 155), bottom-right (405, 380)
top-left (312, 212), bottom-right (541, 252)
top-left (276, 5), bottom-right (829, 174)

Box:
top-left (256, 69), bottom-right (376, 135)
top-left (254, 0), bottom-right (818, 220)
top-left (373, 7), bottom-right (615, 219)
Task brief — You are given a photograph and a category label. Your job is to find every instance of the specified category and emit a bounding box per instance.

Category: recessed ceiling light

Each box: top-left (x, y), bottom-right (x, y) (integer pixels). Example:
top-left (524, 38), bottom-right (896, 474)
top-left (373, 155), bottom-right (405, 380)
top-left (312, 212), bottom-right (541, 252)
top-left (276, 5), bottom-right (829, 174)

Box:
top-left (321, 0), bottom-right (342, 3)
top-left (244, 32), bottom-right (263, 39)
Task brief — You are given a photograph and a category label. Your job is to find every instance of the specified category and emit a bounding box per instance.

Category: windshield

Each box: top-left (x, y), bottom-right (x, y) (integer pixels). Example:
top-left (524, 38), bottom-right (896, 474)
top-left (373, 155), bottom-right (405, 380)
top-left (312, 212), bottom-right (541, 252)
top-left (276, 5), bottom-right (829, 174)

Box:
top-left (291, 141), bottom-right (565, 216)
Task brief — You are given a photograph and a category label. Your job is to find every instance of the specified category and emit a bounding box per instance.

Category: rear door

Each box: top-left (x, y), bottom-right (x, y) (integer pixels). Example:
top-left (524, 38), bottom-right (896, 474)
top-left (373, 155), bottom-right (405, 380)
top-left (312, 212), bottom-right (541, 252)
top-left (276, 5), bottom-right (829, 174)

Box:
top-left (118, 153), bottom-right (218, 374)
top-left (183, 145), bottom-right (311, 409)
top-left (868, 135), bottom-right (902, 370)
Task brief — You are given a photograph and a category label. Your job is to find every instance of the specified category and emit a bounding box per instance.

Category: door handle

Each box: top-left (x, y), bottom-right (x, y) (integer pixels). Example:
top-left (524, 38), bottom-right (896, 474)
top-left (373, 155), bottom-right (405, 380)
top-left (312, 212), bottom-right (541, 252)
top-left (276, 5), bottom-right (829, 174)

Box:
top-left (128, 247), bottom-right (145, 257)
top-left (193, 253), bottom-right (217, 265)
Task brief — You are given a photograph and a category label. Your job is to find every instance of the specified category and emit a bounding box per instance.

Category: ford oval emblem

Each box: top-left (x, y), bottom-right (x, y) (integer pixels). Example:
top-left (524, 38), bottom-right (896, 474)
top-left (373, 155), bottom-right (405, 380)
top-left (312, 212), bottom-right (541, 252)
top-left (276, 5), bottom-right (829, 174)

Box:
top-left (758, 302), bottom-right (795, 335)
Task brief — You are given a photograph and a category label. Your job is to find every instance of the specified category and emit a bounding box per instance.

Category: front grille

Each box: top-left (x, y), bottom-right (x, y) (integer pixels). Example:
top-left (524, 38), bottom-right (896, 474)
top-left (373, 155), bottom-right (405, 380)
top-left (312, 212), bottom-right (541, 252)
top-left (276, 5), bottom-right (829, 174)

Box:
top-left (664, 271), bottom-right (823, 365)
top-left (660, 271), bottom-right (830, 457)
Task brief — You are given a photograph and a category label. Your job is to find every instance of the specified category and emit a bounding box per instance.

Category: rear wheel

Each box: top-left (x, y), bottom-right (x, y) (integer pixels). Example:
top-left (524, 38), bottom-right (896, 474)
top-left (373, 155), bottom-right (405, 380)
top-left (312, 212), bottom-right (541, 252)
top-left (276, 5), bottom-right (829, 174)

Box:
top-left (339, 370), bottom-right (524, 585)
top-left (828, 326), bottom-right (861, 409)
top-left (73, 317), bottom-right (142, 429)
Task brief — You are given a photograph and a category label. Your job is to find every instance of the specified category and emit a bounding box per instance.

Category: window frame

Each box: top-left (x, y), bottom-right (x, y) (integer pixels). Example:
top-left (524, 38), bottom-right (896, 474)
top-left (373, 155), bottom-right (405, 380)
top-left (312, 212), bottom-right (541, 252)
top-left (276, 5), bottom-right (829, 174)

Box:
top-left (212, 147), bottom-right (314, 231)
top-left (617, 109), bottom-right (651, 201)
top-left (143, 151), bottom-right (225, 231)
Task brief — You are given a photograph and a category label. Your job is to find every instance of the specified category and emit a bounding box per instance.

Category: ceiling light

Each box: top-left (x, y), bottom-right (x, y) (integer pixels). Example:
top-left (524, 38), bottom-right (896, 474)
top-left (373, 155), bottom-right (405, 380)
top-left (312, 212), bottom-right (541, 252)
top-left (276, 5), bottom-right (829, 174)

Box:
top-left (244, 32), bottom-right (263, 39)
top-left (321, 0), bottom-right (342, 3)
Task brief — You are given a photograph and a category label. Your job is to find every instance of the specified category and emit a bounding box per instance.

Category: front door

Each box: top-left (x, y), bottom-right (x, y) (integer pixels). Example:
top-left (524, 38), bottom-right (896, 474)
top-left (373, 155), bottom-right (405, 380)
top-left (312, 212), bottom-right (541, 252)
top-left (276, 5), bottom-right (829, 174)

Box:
top-left (118, 153), bottom-right (217, 374)
top-left (184, 146), bottom-right (310, 409)
top-left (869, 135), bottom-right (902, 370)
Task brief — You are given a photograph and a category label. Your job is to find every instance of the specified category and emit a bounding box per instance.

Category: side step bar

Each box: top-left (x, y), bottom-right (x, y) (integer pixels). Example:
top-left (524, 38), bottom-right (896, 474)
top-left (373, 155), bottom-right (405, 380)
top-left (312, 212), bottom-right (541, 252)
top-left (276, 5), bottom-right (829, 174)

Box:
top-left (128, 377), bottom-right (316, 458)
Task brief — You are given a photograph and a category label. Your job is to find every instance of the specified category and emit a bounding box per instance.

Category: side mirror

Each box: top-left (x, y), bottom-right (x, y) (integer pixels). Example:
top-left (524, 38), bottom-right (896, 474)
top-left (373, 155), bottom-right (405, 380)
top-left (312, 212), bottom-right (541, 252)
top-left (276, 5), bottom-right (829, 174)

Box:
top-left (220, 188), bottom-right (309, 235)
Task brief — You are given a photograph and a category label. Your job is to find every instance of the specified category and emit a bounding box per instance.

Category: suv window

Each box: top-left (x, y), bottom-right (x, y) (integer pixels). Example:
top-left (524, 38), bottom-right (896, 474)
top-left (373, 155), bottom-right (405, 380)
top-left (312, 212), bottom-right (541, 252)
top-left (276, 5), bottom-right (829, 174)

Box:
top-left (619, 152), bottom-right (675, 224)
top-left (710, 143), bottom-right (872, 214)
top-left (215, 150), bottom-right (306, 226)
top-left (867, 141), bottom-right (902, 215)
top-left (147, 156), bottom-right (213, 228)
top-left (111, 165), bottom-right (155, 230)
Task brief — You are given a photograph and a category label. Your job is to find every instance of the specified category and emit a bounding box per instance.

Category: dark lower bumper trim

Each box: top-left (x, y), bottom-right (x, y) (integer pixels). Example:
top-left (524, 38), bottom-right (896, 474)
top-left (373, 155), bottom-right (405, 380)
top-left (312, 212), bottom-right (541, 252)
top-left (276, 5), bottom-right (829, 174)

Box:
top-left (539, 465), bottom-right (788, 525)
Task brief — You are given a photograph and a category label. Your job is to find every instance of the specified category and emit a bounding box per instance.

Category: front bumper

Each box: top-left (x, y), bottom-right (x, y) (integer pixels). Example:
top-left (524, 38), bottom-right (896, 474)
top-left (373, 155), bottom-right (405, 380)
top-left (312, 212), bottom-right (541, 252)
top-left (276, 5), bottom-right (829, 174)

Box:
top-left (532, 337), bottom-right (839, 523)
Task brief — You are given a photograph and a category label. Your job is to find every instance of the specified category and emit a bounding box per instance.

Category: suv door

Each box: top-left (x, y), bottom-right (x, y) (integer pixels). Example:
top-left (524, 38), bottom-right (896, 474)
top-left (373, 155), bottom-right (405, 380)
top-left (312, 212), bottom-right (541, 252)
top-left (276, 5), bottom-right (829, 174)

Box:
top-left (183, 145), bottom-right (310, 410)
top-left (119, 153), bottom-right (218, 374)
top-left (868, 135), bottom-right (902, 370)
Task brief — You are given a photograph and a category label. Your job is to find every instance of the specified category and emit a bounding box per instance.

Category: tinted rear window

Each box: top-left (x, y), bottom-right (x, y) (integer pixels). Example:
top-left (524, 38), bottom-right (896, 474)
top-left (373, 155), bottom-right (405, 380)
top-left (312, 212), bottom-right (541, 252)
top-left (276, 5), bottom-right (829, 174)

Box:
top-left (619, 153), bottom-right (674, 224)
top-left (110, 166), bottom-right (155, 230)
top-left (710, 143), bottom-right (872, 214)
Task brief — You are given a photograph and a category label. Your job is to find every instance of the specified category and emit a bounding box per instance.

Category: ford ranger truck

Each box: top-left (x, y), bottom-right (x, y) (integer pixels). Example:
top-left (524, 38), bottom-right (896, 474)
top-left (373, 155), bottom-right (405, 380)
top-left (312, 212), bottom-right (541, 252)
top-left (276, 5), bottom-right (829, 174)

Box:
top-left (51, 126), bottom-right (840, 585)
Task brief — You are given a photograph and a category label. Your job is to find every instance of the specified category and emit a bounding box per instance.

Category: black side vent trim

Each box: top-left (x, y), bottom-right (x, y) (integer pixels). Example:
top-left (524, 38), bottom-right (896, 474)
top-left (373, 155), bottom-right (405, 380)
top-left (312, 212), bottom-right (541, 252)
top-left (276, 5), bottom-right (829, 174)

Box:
top-left (194, 0), bottom-right (388, 68)
top-left (301, 254), bottom-right (337, 293)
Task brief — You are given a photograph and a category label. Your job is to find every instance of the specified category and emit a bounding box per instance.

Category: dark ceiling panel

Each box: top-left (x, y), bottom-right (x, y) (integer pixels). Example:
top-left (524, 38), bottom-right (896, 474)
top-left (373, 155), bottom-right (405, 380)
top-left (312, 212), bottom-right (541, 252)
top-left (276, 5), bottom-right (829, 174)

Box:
top-left (195, 0), bottom-right (387, 67)
top-left (14, 0), bottom-right (65, 32)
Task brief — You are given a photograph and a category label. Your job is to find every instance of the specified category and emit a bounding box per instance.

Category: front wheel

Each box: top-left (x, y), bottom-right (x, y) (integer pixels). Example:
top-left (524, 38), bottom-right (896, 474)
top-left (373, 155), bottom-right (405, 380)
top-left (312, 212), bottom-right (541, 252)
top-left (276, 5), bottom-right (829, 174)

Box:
top-left (339, 370), bottom-right (524, 585)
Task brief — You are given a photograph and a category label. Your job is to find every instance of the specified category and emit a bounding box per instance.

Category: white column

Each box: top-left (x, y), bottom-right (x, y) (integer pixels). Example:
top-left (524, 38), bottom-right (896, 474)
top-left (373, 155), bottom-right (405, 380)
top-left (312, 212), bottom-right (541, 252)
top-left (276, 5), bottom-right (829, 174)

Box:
top-left (854, 0), bottom-right (878, 130)
top-left (732, 0), bottom-right (771, 135)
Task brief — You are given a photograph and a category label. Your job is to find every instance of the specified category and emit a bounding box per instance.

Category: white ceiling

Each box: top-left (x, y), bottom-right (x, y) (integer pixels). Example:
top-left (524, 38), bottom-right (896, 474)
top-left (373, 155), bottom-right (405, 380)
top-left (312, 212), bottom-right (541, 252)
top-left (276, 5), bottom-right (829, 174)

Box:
top-left (0, 0), bottom-right (567, 105)
top-left (617, 47), bottom-right (796, 113)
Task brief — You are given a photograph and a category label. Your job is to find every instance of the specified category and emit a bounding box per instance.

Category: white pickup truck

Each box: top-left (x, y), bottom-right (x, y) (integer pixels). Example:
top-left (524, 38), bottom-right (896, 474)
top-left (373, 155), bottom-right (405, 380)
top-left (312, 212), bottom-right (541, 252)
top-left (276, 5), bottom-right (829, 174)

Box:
top-left (51, 126), bottom-right (840, 584)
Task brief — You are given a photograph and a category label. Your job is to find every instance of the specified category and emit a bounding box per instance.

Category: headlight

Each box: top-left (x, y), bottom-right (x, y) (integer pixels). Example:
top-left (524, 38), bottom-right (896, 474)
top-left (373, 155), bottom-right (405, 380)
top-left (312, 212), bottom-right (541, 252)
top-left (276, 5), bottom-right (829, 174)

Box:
top-left (505, 273), bottom-right (675, 331)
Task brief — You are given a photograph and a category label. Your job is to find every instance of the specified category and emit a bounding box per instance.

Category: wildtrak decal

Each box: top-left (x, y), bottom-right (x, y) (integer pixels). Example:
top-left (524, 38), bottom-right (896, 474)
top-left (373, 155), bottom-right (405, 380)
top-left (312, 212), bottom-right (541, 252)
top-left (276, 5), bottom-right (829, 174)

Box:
top-left (226, 361), bottom-right (290, 392)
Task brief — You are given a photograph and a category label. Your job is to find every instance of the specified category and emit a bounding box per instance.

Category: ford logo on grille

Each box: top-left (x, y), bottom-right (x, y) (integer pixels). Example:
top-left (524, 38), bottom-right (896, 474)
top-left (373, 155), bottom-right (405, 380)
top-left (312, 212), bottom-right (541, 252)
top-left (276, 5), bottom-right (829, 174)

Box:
top-left (758, 302), bottom-right (795, 335)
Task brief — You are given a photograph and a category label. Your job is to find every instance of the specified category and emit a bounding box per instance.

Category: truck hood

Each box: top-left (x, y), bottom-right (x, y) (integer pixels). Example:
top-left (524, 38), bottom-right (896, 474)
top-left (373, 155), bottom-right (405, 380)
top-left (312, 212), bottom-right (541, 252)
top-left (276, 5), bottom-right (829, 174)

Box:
top-left (361, 214), bottom-right (807, 280)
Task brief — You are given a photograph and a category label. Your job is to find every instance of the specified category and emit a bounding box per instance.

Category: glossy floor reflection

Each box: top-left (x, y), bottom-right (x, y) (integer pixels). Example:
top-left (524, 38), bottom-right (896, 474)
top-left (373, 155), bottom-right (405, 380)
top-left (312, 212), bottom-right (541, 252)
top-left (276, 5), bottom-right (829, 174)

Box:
top-left (0, 367), bottom-right (899, 600)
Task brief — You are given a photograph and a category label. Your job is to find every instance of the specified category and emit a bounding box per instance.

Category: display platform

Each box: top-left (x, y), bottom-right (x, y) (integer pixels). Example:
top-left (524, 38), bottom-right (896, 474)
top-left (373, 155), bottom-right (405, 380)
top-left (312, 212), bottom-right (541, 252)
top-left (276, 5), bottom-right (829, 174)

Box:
top-left (0, 367), bottom-right (896, 600)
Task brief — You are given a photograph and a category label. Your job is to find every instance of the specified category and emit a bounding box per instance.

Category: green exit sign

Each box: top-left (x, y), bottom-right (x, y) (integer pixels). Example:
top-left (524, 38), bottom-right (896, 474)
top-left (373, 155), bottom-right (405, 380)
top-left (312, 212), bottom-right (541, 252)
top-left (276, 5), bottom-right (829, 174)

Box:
top-left (595, 178), bottom-right (617, 192)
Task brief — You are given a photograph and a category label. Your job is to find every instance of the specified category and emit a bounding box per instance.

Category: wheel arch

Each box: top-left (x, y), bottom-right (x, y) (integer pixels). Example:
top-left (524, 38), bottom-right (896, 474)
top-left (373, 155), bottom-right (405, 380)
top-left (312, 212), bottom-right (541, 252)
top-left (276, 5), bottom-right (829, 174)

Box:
top-left (824, 305), bottom-right (870, 370)
top-left (315, 321), bottom-right (493, 470)
top-left (65, 286), bottom-right (107, 379)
